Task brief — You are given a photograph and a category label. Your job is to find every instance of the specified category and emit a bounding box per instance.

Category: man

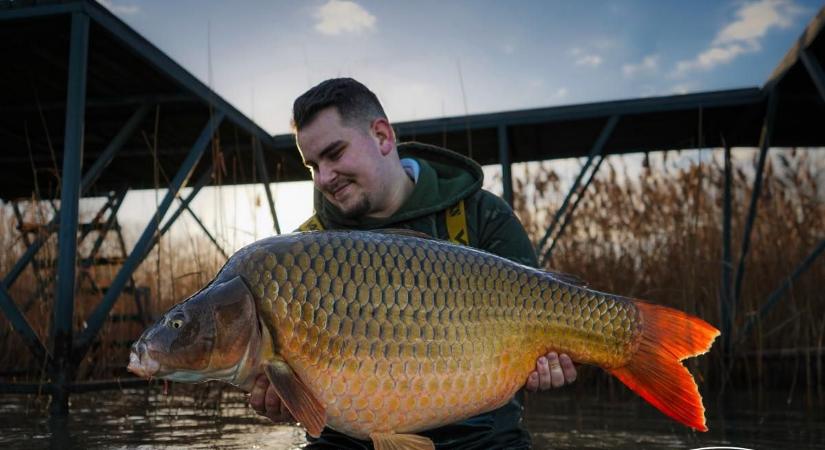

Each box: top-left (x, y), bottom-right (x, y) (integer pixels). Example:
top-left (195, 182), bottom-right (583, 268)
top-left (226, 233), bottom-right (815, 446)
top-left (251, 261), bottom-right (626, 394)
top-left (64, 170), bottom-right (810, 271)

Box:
top-left (249, 78), bottom-right (577, 448)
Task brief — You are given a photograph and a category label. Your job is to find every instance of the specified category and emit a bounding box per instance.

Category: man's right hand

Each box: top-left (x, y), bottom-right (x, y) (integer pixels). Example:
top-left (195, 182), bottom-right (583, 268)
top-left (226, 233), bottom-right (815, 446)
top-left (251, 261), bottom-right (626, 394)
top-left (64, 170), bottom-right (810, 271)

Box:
top-left (249, 374), bottom-right (293, 423)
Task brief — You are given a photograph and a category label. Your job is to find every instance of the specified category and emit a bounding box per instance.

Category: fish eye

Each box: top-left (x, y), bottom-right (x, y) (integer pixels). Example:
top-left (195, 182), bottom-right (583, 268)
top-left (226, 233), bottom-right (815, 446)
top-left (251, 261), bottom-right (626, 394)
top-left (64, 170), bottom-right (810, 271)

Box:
top-left (168, 319), bottom-right (183, 329)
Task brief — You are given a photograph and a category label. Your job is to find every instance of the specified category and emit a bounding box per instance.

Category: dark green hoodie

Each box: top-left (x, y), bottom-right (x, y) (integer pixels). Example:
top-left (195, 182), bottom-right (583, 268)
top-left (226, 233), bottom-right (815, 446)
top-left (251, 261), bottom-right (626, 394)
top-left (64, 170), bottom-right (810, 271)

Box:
top-left (302, 142), bottom-right (536, 449)
top-left (309, 142), bottom-right (538, 268)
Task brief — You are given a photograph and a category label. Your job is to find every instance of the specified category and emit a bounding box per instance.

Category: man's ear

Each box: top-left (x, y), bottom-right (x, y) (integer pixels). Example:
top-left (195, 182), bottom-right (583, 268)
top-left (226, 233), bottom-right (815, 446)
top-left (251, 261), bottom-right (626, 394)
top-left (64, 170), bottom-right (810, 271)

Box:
top-left (371, 118), bottom-right (395, 156)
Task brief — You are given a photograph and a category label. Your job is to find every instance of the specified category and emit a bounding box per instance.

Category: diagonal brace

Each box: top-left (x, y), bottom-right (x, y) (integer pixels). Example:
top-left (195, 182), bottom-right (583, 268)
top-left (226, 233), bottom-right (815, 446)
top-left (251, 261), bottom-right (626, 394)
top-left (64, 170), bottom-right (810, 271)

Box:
top-left (732, 92), bottom-right (778, 312)
top-left (537, 115), bottom-right (619, 263)
top-left (73, 112), bottom-right (225, 362)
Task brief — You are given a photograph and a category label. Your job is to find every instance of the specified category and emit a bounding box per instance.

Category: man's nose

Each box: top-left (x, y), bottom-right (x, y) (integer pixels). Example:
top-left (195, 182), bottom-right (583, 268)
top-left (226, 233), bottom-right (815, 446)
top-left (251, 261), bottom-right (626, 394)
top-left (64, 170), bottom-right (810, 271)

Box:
top-left (316, 164), bottom-right (336, 188)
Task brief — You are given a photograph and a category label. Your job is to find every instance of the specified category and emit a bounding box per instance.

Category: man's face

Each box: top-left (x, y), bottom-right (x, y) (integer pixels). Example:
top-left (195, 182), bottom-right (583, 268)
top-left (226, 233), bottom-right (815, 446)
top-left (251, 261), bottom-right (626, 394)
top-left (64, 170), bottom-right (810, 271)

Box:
top-left (297, 107), bottom-right (385, 219)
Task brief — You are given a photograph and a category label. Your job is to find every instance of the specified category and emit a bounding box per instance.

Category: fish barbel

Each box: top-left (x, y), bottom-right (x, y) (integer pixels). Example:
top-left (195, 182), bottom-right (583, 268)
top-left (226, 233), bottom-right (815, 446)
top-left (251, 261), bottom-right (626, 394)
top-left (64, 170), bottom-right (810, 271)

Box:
top-left (128, 230), bottom-right (719, 449)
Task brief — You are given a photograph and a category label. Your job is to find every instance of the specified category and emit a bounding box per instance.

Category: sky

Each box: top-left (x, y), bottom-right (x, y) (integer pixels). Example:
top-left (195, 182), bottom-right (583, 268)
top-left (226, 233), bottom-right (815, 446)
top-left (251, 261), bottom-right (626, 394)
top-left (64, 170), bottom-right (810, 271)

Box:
top-left (98, 0), bottom-right (820, 134)
top-left (86, 0), bottom-right (822, 252)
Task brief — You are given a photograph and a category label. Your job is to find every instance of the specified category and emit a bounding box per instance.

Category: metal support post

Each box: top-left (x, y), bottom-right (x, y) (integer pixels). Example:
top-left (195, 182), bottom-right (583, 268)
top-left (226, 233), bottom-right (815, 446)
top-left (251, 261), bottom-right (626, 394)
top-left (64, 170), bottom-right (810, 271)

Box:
top-left (537, 115), bottom-right (619, 265)
top-left (50, 11), bottom-right (89, 417)
top-left (497, 125), bottom-right (513, 207)
top-left (254, 139), bottom-right (281, 234)
top-left (732, 92), bottom-right (777, 309)
top-left (721, 144), bottom-right (734, 352)
top-left (74, 112), bottom-right (225, 362)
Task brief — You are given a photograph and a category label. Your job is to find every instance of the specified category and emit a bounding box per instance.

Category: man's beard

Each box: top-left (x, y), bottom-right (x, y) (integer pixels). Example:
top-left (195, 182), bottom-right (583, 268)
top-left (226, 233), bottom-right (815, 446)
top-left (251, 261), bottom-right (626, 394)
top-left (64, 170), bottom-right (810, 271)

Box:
top-left (338, 192), bottom-right (372, 219)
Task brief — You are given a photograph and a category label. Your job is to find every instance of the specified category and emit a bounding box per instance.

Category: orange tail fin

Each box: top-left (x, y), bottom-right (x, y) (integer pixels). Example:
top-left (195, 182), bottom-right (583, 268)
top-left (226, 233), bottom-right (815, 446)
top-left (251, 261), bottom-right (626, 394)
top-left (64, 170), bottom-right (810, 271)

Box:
top-left (608, 301), bottom-right (720, 432)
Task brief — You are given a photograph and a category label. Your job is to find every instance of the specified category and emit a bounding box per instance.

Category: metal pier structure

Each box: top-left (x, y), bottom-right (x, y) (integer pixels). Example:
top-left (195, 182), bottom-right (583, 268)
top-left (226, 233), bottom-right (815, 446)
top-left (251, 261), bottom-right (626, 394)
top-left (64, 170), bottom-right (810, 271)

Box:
top-left (0, 0), bottom-right (303, 415)
top-left (1, 0), bottom-right (823, 418)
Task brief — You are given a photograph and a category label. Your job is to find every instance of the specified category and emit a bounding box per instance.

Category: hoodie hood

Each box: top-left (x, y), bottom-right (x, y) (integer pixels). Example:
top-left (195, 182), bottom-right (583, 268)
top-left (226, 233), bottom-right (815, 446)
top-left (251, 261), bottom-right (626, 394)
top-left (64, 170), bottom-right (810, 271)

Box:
top-left (314, 142), bottom-right (483, 229)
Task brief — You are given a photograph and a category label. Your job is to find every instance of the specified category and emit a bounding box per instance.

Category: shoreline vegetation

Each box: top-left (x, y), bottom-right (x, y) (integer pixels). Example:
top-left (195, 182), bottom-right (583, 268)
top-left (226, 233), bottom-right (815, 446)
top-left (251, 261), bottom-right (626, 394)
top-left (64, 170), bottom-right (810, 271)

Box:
top-left (1, 148), bottom-right (823, 401)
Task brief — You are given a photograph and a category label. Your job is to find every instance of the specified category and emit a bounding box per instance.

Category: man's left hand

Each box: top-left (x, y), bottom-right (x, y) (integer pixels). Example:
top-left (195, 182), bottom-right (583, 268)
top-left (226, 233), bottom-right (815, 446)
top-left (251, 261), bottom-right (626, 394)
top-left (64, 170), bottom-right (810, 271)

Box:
top-left (525, 352), bottom-right (576, 391)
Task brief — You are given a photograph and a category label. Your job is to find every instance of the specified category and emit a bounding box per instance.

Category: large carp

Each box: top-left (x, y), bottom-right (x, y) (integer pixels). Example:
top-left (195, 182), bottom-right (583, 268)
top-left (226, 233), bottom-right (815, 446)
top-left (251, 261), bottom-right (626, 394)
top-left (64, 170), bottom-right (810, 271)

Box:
top-left (128, 230), bottom-right (719, 449)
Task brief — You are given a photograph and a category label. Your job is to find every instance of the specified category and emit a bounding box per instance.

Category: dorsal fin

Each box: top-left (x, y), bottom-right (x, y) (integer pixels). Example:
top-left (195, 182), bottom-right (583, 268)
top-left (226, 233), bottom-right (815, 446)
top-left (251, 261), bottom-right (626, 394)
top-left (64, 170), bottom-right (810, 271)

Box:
top-left (371, 228), bottom-right (437, 240)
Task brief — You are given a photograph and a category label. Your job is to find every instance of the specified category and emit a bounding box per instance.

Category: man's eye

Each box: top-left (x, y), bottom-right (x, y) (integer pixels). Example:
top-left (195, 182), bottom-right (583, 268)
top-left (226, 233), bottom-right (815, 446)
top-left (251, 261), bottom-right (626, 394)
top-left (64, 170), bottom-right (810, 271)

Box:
top-left (329, 149), bottom-right (342, 161)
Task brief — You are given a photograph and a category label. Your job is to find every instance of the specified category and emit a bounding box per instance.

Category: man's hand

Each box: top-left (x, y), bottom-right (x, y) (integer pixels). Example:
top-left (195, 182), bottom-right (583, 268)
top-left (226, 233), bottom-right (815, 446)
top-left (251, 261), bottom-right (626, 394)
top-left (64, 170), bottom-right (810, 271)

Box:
top-left (525, 352), bottom-right (576, 391)
top-left (249, 374), bottom-right (293, 423)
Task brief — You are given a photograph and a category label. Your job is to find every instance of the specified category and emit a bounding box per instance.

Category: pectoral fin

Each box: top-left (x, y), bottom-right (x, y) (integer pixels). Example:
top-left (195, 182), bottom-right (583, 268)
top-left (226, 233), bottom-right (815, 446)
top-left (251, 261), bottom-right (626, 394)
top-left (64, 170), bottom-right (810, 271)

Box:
top-left (370, 432), bottom-right (434, 450)
top-left (262, 360), bottom-right (326, 437)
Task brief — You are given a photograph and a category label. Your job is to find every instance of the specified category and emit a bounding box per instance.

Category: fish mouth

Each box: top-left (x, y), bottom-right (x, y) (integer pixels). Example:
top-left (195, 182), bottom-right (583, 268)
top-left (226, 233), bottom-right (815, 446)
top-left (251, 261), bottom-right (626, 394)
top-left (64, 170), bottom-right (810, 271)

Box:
top-left (127, 342), bottom-right (161, 378)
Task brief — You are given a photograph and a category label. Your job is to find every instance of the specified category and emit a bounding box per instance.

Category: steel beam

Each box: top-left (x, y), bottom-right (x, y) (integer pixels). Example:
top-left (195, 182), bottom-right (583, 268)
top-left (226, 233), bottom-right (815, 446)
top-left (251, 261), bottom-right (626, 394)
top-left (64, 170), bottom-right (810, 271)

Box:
top-left (50, 10), bottom-right (89, 417)
top-left (82, 1), bottom-right (277, 149)
top-left (85, 190), bottom-right (128, 262)
top-left (721, 144), bottom-right (734, 352)
top-left (543, 154), bottom-right (606, 263)
top-left (154, 166), bottom-right (214, 246)
top-left (740, 239), bottom-right (825, 341)
top-left (800, 49), bottom-right (825, 103)
top-left (0, 1), bottom-right (81, 21)
top-left (732, 93), bottom-right (778, 310)
top-left (80, 104), bottom-right (151, 192)
top-left (537, 115), bottom-right (619, 263)
top-left (74, 112), bottom-right (225, 362)
top-left (497, 125), bottom-right (513, 207)
top-left (77, 191), bottom-right (119, 245)
top-left (0, 94), bottom-right (194, 114)
top-left (254, 139), bottom-right (281, 234)
top-left (183, 204), bottom-right (229, 260)
top-left (2, 105), bottom-right (148, 291)
top-left (0, 285), bottom-right (50, 368)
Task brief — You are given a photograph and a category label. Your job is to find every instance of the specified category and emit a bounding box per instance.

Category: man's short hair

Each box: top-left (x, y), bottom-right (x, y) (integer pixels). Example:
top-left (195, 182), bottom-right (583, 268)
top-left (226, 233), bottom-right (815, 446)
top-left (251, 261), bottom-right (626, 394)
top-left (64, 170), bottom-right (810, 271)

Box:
top-left (292, 78), bottom-right (387, 131)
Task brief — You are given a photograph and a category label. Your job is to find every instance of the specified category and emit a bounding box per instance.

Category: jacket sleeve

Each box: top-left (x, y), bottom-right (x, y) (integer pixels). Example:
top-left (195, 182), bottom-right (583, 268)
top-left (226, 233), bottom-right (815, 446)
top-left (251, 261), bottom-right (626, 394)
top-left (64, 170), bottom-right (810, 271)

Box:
top-left (471, 190), bottom-right (539, 269)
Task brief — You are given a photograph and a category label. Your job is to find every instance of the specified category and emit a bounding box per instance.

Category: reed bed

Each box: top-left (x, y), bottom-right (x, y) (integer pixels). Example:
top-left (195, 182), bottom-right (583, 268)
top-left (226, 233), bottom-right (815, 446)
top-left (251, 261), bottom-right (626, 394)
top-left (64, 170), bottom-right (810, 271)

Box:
top-left (506, 148), bottom-right (824, 396)
top-left (1, 148), bottom-right (823, 397)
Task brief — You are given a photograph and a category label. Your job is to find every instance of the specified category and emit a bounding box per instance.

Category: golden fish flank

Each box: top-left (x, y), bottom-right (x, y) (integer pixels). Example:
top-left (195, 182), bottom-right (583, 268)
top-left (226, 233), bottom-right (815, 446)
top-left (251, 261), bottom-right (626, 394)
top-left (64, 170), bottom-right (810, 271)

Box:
top-left (128, 230), bottom-right (718, 450)
top-left (235, 232), bottom-right (640, 435)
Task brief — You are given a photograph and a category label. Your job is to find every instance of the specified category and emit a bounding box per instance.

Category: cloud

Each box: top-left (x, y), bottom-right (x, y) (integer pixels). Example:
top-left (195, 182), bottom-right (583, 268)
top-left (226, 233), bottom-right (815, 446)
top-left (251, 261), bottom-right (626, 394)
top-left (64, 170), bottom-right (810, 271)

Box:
top-left (675, 44), bottom-right (748, 73)
top-left (674, 0), bottom-right (804, 75)
top-left (714, 0), bottom-right (802, 45)
top-left (575, 55), bottom-right (603, 67)
top-left (96, 0), bottom-right (139, 15)
top-left (623, 55), bottom-right (659, 78)
top-left (314, 0), bottom-right (376, 36)
top-left (570, 48), bottom-right (603, 67)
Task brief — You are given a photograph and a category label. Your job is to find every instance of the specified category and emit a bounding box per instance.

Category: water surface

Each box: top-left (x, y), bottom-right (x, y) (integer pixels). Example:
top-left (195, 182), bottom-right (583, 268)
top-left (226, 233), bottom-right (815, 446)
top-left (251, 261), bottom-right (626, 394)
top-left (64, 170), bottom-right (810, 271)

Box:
top-left (1, 384), bottom-right (822, 449)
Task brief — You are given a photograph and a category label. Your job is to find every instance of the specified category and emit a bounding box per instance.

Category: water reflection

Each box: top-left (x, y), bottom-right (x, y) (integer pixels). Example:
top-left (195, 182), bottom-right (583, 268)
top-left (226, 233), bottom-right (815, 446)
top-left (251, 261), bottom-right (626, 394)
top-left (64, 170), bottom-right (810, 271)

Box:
top-left (1, 384), bottom-right (823, 449)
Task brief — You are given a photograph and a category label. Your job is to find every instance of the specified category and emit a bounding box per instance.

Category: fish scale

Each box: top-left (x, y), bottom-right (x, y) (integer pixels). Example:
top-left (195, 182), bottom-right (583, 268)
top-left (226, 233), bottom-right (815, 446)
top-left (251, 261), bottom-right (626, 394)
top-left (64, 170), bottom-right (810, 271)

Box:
top-left (130, 230), bottom-right (718, 448)
top-left (225, 231), bottom-right (640, 438)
